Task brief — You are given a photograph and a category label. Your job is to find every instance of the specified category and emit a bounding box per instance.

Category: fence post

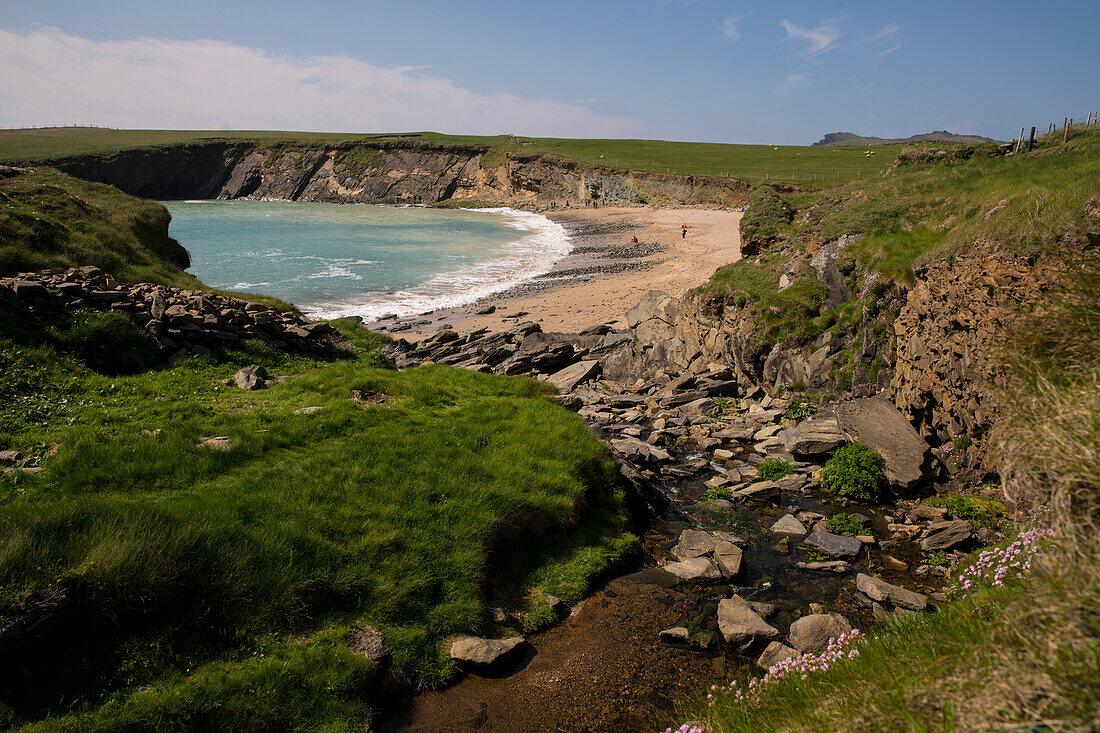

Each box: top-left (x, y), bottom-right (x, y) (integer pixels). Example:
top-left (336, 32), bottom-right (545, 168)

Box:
top-left (1065, 118), bottom-right (1072, 142)
top-left (1027, 126), bottom-right (1036, 152)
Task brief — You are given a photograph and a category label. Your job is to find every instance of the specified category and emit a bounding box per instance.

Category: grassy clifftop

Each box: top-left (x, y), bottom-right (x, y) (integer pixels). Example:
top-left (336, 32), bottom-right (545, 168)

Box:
top-left (0, 127), bottom-right (902, 186)
top-left (0, 167), bottom-right (192, 285)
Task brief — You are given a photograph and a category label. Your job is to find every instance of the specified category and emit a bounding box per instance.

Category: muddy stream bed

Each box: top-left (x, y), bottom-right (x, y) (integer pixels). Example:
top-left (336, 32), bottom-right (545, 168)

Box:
top-left (380, 431), bottom-right (935, 733)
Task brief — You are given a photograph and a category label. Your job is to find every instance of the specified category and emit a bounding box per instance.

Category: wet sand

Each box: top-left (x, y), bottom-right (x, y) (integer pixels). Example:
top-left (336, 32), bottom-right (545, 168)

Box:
top-left (377, 206), bottom-right (743, 339)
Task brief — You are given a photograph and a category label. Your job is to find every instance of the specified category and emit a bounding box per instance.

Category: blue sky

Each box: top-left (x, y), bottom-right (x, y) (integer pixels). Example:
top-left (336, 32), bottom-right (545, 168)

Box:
top-left (0, 0), bottom-right (1096, 144)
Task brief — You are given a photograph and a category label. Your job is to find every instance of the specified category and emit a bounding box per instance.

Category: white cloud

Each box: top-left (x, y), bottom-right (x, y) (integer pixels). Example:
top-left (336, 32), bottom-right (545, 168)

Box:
top-left (780, 73), bottom-right (811, 95)
top-left (780, 19), bottom-right (842, 60)
top-left (861, 23), bottom-right (899, 45)
top-left (874, 43), bottom-right (903, 60)
top-left (718, 13), bottom-right (748, 41)
top-left (0, 25), bottom-right (654, 137)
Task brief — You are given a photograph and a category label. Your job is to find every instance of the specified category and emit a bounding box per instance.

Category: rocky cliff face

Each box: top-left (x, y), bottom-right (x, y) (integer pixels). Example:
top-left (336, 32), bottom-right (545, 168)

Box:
top-left (44, 142), bottom-right (750, 208)
top-left (606, 244), bottom-right (1066, 475)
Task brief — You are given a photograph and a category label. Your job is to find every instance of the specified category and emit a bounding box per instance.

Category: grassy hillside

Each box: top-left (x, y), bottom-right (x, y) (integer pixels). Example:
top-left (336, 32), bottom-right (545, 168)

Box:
top-left (700, 127), bottom-right (1100, 350)
top-left (0, 300), bottom-right (637, 731)
top-left (0, 167), bottom-right (192, 284)
top-left (677, 133), bottom-right (1100, 733)
top-left (0, 169), bottom-right (640, 730)
top-left (0, 127), bottom-right (902, 186)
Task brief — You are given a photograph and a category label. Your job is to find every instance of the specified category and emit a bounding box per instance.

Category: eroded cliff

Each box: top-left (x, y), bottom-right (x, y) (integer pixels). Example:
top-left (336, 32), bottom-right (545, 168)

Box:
top-left (42, 141), bottom-right (751, 208)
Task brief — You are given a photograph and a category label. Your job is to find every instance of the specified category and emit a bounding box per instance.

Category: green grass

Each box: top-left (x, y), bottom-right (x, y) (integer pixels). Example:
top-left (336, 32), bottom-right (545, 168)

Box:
top-left (0, 308), bottom-right (634, 730)
top-left (693, 560), bottom-right (1099, 732)
top-left (0, 128), bottom-right (904, 186)
top-left (0, 167), bottom-right (295, 310)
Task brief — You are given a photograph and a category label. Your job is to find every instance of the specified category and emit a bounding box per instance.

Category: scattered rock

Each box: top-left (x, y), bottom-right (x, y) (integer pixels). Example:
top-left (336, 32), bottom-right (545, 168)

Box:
top-left (788, 612), bottom-right (853, 654)
top-left (448, 636), bottom-right (528, 672)
top-left (659, 626), bottom-right (690, 643)
top-left (293, 406), bottom-right (323, 415)
top-left (717, 596), bottom-right (780, 650)
top-left (771, 513), bottom-right (808, 536)
top-left (0, 450), bottom-right (23, 466)
top-left (662, 557), bottom-right (722, 583)
top-left (234, 364), bottom-right (268, 391)
top-left (836, 397), bottom-right (929, 489)
top-left (198, 436), bottom-right (232, 451)
top-left (855, 573), bottom-right (929, 611)
top-left (920, 519), bottom-right (974, 551)
top-left (802, 529), bottom-right (862, 559)
top-left (796, 560), bottom-right (851, 573)
top-left (779, 417), bottom-right (847, 455)
top-left (548, 360), bottom-right (600, 393)
top-left (757, 641), bottom-right (799, 670)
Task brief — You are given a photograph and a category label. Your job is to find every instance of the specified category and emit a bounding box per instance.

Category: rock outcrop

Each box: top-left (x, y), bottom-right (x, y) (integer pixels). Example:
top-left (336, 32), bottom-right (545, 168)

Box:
top-left (0, 267), bottom-right (342, 360)
top-left (39, 141), bottom-right (752, 209)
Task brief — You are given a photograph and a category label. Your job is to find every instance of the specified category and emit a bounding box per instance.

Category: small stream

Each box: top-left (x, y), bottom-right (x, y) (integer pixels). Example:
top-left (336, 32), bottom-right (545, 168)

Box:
top-left (381, 420), bottom-right (937, 732)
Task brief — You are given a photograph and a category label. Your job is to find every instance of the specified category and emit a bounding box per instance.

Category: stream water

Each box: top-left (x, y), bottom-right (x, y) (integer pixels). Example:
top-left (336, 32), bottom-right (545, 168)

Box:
top-left (381, 426), bottom-right (926, 732)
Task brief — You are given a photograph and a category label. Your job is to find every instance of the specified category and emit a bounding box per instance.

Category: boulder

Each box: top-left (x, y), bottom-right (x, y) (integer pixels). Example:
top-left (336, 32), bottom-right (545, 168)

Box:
top-left (771, 514), bottom-right (808, 536)
top-left (717, 596), bottom-right (780, 650)
top-left (0, 450), bottom-right (23, 467)
top-left (855, 573), bottom-right (929, 611)
top-left (680, 398), bottom-right (720, 416)
top-left (836, 397), bottom-right (928, 489)
top-left (659, 626), bottom-right (690, 643)
top-left (787, 612), bottom-right (853, 654)
top-left (920, 519), bottom-right (973, 551)
top-left (796, 560), bottom-right (851, 573)
top-left (547, 360), bottom-right (600, 393)
top-left (670, 529), bottom-right (717, 560)
top-left (779, 416), bottom-right (847, 455)
top-left (802, 529), bottom-right (862, 559)
top-left (736, 480), bottom-right (781, 502)
top-left (661, 557), bottom-right (722, 583)
top-left (448, 636), bottom-right (528, 672)
top-left (713, 541), bottom-right (745, 579)
top-left (610, 436), bottom-right (670, 463)
top-left (757, 641), bottom-right (800, 670)
top-left (234, 364), bottom-right (267, 391)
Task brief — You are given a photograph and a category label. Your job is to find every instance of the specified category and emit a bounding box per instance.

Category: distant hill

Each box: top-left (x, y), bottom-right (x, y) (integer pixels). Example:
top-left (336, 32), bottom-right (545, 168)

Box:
top-left (812, 130), bottom-right (998, 147)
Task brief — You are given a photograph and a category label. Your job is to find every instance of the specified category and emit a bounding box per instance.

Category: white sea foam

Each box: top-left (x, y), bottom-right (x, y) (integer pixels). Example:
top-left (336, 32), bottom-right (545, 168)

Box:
top-left (303, 208), bottom-right (572, 322)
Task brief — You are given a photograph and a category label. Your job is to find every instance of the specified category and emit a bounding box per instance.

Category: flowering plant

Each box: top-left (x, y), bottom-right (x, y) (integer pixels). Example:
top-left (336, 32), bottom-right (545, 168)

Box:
top-left (701, 630), bottom-right (862, 709)
top-left (953, 525), bottom-right (1052, 597)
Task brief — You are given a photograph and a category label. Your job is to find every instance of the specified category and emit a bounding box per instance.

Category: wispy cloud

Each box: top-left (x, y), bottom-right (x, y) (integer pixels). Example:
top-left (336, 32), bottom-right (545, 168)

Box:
top-left (860, 23), bottom-right (899, 45)
top-left (874, 42), bottom-right (903, 60)
top-left (781, 73), bottom-right (811, 95)
top-left (718, 13), bottom-right (748, 41)
top-left (0, 25), bottom-right (655, 137)
top-left (780, 19), bottom-right (842, 61)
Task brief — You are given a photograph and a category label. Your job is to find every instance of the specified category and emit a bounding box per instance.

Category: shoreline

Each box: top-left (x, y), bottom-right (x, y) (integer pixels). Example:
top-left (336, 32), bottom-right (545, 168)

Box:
top-left (372, 205), bottom-right (744, 339)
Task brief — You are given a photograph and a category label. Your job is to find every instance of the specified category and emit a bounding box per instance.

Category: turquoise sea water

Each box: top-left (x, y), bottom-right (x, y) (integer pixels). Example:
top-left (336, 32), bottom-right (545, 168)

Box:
top-left (163, 200), bottom-right (570, 321)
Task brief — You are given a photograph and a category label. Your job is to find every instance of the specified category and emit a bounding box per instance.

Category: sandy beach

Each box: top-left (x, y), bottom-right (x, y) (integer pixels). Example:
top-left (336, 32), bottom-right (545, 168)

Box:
top-left (380, 206), bottom-right (743, 338)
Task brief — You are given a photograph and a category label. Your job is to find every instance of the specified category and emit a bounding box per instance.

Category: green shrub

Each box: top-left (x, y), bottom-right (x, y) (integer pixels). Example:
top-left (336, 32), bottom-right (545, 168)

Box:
top-left (928, 494), bottom-right (1008, 529)
top-left (757, 457), bottom-right (795, 482)
top-left (825, 512), bottom-right (864, 536)
top-left (786, 398), bottom-right (817, 420)
top-left (821, 442), bottom-right (887, 502)
top-left (704, 486), bottom-right (733, 501)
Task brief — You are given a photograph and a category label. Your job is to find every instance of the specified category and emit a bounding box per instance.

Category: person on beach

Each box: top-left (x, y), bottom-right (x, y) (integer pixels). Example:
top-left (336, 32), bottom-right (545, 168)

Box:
top-left (632, 235), bottom-right (638, 244)
top-left (681, 224), bottom-right (687, 239)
